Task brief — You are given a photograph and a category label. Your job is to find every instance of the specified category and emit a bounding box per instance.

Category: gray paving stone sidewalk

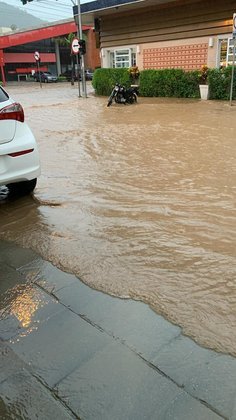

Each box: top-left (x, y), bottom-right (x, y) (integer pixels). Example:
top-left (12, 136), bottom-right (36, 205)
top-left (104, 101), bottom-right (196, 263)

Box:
top-left (0, 240), bottom-right (236, 419)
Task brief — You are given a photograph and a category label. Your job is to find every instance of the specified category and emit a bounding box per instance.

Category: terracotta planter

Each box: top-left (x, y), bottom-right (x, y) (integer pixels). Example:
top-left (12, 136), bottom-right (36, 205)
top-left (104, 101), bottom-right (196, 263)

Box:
top-left (199, 84), bottom-right (209, 100)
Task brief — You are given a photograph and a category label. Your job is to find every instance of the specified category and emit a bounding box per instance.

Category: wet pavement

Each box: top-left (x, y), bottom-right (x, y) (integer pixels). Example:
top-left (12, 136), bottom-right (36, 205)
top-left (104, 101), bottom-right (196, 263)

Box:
top-left (1, 239), bottom-right (236, 419)
top-left (1, 82), bottom-right (236, 418)
top-left (1, 83), bottom-right (236, 357)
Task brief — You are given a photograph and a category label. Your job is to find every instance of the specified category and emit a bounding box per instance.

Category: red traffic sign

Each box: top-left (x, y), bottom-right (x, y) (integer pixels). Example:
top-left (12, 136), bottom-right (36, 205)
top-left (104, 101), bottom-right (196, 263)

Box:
top-left (71, 38), bottom-right (79, 54)
top-left (34, 51), bottom-right (40, 61)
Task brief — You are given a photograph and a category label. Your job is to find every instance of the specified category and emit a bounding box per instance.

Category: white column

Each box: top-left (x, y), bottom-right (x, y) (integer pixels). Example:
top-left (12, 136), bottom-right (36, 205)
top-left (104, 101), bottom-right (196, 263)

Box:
top-left (55, 39), bottom-right (61, 76)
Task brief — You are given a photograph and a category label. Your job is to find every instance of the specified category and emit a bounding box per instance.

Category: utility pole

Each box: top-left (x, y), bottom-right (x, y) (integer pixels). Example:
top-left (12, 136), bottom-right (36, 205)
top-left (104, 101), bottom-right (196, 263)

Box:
top-left (76, 0), bottom-right (87, 98)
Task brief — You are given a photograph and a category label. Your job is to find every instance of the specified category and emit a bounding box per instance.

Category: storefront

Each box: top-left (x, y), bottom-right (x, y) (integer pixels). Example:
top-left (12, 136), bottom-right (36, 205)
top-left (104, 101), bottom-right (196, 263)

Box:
top-left (0, 19), bottom-right (100, 84)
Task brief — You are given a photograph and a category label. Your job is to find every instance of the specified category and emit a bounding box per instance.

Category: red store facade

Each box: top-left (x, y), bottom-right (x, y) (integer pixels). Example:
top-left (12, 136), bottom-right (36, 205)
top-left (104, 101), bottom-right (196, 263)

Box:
top-left (0, 20), bottom-right (100, 85)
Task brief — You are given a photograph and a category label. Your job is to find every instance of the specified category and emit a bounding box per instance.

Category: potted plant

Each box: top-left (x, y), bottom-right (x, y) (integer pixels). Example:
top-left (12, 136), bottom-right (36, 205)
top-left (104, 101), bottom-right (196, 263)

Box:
top-left (199, 65), bottom-right (209, 100)
top-left (128, 66), bottom-right (140, 85)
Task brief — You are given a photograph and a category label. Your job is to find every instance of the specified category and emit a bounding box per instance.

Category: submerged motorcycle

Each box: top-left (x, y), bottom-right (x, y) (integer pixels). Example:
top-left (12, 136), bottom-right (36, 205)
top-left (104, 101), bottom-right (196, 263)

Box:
top-left (107, 83), bottom-right (139, 107)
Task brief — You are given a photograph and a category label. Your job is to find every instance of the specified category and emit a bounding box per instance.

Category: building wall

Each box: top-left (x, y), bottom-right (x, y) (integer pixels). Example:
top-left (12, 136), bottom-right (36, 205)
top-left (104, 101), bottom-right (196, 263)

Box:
top-left (98, 0), bottom-right (235, 70)
top-left (138, 36), bottom-right (218, 70)
top-left (100, 0), bottom-right (234, 47)
top-left (84, 29), bottom-right (101, 69)
top-left (61, 29), bottom-right (101, 74)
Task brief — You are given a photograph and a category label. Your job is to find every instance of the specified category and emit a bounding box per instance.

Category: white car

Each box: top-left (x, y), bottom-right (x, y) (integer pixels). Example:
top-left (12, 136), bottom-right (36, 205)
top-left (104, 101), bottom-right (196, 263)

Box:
top-left (0, 86), bottom-right (40, 195)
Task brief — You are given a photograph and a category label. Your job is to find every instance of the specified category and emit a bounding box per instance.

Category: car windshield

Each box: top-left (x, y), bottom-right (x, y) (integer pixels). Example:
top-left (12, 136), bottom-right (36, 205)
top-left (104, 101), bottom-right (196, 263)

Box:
top-left (44, 72), bottom-right (52, 75)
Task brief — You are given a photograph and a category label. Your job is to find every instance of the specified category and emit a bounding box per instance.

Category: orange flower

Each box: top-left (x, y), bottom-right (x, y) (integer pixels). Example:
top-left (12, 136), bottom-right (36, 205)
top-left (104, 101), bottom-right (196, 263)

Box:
top-left (128, 66), bottom-right (140, 78)
top-left (199, 65), bottom-right (209, 84)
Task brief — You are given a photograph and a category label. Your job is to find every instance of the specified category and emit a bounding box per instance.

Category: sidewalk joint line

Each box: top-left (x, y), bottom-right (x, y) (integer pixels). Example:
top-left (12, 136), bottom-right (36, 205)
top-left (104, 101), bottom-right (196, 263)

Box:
top-left (33, 282), bottom-right (227, 419)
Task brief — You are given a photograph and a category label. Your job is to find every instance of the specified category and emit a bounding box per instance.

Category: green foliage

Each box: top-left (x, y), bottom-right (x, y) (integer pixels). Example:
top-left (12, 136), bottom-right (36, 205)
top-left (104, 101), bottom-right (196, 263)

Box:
top-left (92, 67), bottom-right (236, 100)
top-left (92, 68), bottom-right (200, 98)
top-left (139, 69), bottom-right (200, 98)
top-left (207, 67), bottom-right (236, 100)
top-left (58, 76), bottom-right (67, 82)
top-left (56, 33), bottom-right (77, 47)
top-left (92, 68), bottom-right (131, 96)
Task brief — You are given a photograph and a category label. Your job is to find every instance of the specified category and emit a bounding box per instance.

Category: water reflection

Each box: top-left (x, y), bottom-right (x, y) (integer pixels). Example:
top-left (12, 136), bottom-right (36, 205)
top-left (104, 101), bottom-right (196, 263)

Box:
top-left (2, 285), bottom-right (42, 329)
top-left (1, 84), bottom-right (236, 356)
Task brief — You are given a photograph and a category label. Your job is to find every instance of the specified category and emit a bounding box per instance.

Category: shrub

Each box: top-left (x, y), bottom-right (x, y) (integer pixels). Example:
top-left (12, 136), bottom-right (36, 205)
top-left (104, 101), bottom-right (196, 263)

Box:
top-left (92, 68), bottom-right (131, 96)
top-left (92, 66), bottom-right (236, 100)
top-left (139, 69), bottom-right (200, 98)
top-left (58, 76), bottom-right (67, 82)
top-left (208, 67), bottom-right (236, 100)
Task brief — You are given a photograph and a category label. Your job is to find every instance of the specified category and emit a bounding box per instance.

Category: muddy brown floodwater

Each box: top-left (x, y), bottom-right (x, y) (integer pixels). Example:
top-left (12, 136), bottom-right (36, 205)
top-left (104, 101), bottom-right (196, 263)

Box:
top-left (1, 83), bottom-right (236, 356)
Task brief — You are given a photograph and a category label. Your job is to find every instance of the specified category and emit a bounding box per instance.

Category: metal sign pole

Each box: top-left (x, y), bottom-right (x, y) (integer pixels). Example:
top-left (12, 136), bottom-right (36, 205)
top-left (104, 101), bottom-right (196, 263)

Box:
top-left (76, 53), bottom-right (81, 97)
top-left (77, 0), bottom-right (87, 98)
top-left (75, 24), bottom-right (82, 97)
top-left (230, 14), bottom-right (236, 106)
top-left (37, 60), bottom-right (42, 88)
top-left (71, 38), bottom-right (81, 95)
top-left (230, 37), bottom-right (236, 106)
top-left (34, 51), bottom-right (42, 88)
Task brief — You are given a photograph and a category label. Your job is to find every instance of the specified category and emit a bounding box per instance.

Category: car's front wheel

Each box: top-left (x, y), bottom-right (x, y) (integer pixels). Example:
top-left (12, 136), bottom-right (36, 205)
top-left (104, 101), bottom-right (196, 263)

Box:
top-left (7, 178), bottom-right (37, 197)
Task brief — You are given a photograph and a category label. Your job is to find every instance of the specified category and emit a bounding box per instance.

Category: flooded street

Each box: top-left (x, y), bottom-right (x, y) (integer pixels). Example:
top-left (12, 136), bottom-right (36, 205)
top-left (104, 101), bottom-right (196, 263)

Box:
top-left (1, 83), bottom-right (236, 356)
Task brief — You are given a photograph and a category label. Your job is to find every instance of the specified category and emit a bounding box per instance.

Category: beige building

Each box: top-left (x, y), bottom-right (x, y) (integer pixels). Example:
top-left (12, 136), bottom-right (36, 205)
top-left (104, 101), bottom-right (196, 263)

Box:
top-left (81, 0), bottom-right (236, 71)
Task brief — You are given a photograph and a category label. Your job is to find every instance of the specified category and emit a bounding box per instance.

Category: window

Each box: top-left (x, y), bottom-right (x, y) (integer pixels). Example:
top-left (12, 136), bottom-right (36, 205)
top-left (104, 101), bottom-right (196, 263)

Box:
top-left (226, 38), bottom-right (236, 66)
top-left (110, 52), bottom-right (115, 68)
top-left (218, 37), bottom-right (236, 67)
top-left (131, 52), bottom-right (136, 66)
top-left (108, 48), bottom-right (136, 68)
top-left (115, 49), bottom-right (130, 68)
top-left (219, 38), bottom-right (228, 67)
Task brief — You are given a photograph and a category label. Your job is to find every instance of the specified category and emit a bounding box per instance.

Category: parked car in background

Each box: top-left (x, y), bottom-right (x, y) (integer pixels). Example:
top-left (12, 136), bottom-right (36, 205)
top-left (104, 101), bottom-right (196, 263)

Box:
top-left (85, 69), bottom-right (94, 80)
top-left (60, 70), bottom-right (78, 82)
top-left (60, 69), bottom-right (94, 82)
top-left (34, 71), bottom-right (58, 83)
top-left (0, 86), bottom-right (40, 196)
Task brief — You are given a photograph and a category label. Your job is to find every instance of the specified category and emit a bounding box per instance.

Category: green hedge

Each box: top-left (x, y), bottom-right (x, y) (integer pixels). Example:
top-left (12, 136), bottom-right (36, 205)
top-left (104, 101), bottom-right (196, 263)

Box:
top-left (207, 67), bottom-right (236, 100)
top-left (58, 76), bottom-right (67, 82)
top-left (92, 68), bottom-right (131, 96)
top-left (139, 69), bottom-right (200, 98)
top-left (92, 67), bottom-right (236, 100)
top-left (93, 68), bottom-right (200, 98)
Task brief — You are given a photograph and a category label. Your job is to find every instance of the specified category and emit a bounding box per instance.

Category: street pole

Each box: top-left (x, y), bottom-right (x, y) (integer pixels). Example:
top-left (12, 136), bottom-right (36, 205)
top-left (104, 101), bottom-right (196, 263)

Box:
top-left (77, 0), bottom-right (87, 98)
top-left (37, 60), bottom-right (42, 88)
top-left (76, 53), bottom-right (81, 97)
top-left (230, 37), bottom-right (236, 106)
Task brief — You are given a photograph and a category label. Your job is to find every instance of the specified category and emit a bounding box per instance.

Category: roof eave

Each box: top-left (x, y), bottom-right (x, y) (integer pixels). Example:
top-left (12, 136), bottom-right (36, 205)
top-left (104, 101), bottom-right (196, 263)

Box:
top-left (80, 0), bottom-right (179, 25)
